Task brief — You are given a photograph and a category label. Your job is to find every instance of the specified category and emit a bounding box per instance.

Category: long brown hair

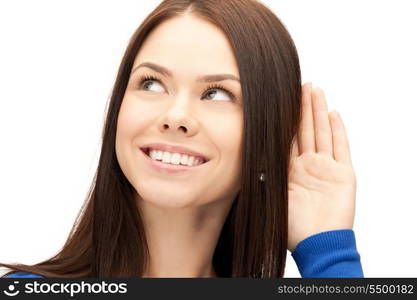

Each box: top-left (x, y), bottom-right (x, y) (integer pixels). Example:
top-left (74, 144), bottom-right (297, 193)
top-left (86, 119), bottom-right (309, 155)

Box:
top-left (1, 0), bottom-right (301, 278)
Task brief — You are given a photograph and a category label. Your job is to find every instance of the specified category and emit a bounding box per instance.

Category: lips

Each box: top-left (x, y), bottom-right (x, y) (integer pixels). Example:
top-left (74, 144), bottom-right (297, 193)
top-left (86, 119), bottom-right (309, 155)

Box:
top-left (139, 143), bottom-right (210, 163)
top-left (139, 147), bottom-right (208, 174)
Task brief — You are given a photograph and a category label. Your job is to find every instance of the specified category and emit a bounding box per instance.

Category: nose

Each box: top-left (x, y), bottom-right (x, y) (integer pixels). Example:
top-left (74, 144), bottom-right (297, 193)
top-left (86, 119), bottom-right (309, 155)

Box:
top-left (158, 97), bottom-right (199, 137)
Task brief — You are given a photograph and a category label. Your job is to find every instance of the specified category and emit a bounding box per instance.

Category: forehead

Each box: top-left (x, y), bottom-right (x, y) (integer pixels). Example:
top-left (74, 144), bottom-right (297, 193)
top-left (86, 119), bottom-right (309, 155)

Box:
top-left (133, 15), bottom-right (240, 78)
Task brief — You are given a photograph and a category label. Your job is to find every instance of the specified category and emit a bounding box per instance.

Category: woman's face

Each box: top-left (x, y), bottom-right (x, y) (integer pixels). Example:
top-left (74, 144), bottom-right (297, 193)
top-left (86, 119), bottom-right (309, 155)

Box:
top-left (116, 14), bottom-right (243, 208)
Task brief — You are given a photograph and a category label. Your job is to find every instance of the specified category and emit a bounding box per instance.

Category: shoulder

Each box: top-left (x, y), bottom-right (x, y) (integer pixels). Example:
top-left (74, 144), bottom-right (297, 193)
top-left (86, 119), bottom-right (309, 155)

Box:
top-left (4, 272), bottom-right (45, 278)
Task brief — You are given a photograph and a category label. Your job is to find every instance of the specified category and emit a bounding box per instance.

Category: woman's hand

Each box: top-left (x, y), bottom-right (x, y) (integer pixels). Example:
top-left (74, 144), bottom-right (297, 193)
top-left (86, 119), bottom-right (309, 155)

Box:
top-left (287, 83), bottom-right (356, 252)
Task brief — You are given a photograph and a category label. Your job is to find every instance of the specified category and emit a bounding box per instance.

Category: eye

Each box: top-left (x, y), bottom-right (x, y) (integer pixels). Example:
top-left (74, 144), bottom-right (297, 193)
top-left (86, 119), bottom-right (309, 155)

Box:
top-left (203, 84), bottom-right (235, 102)
top-left (138, 75), bottom-right (165, 92)
top-left (137, 75), bottom-right (236, 102)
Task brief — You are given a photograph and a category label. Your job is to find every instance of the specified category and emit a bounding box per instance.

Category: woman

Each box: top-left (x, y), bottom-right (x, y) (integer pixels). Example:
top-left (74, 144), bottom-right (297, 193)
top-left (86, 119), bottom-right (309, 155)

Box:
top-left (2, 0), bottom-right (363, 278)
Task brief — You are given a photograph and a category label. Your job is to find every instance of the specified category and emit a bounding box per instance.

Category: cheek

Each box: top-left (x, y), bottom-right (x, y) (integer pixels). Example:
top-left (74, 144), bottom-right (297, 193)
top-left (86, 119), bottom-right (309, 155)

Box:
top-left (210, 112), bottom-right (243, 163)
top-left (116, 96), bottom-right (154, 138)
top-left (208, 112), bottom-right (243, 197)
top-left (115, 97), bottom-right (148, 166)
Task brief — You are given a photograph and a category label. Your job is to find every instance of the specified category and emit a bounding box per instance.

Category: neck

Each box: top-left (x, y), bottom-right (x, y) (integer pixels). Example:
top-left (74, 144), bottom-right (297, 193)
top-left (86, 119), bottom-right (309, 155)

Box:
top-left (138, 198), bottom-right (232, 278)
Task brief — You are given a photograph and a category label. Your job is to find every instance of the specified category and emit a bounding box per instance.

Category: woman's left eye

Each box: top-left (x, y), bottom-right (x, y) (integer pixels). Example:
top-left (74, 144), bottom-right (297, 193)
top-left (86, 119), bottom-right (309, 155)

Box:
top-left (203, 87), bottom-right (234, 102)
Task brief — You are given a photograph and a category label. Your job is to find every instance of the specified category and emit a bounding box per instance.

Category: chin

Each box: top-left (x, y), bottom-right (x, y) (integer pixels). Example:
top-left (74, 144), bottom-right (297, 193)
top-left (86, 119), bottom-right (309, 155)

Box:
top-left (136, 188), bottom-right (202, 209)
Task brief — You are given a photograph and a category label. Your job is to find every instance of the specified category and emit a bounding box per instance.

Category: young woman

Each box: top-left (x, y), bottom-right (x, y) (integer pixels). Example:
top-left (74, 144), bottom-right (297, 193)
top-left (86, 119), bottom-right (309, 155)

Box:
top-left (2, 0), bottom-right (363, 278)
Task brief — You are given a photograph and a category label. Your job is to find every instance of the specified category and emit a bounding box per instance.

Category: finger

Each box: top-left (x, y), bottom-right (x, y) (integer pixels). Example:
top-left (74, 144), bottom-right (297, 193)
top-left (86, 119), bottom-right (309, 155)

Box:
top-left (290, 136), bottom-right (299, 159)
top-left (298, 82), bottom-right (315, 153)
top-left (329, 110), bottom-right (352, 164)
top-left (312, 87), bottom-right (333, 156)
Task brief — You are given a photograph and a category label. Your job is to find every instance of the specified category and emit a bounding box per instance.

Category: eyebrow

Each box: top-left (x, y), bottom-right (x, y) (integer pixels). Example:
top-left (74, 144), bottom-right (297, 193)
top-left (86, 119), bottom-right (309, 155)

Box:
top-left (131, 62), bottom-right (241, 83)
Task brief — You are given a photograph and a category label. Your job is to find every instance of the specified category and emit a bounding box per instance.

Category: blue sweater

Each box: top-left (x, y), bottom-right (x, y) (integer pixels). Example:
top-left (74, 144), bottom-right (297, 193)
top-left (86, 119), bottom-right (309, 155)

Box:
top-left (4, 229), bottom-right (363, 278)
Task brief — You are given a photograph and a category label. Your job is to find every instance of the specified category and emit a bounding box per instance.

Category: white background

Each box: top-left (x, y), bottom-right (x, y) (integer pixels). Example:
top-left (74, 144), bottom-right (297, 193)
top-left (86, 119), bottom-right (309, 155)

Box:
top-left (1, 0), bottom-right (416, 277)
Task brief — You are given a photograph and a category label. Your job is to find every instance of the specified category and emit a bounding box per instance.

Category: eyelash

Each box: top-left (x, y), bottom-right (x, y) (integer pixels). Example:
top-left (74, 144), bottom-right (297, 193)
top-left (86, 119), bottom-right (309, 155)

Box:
top-left (137, 74), bottom-right (236, 101)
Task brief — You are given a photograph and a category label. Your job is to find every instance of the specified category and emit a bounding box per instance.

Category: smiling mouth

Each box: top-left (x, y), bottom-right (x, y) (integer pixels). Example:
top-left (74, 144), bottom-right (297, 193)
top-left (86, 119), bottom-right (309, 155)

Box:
top-left (140, 147), bottom-right (209, 167)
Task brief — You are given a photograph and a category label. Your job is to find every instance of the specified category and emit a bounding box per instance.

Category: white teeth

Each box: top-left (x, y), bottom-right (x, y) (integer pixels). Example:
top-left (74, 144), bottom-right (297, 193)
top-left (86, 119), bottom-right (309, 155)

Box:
top-left (149, 150), bottom-right (158, 160)
top-left (180, 154), bottom-right (188, 165)
top-left (162, 151), bottom-right (171, 163)
top-left (147, 149), bottom-right (204, 166)
top-left (170, 153), bottom-right (181, 165)
top-left (187, 156), bottom-right (195, 166)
